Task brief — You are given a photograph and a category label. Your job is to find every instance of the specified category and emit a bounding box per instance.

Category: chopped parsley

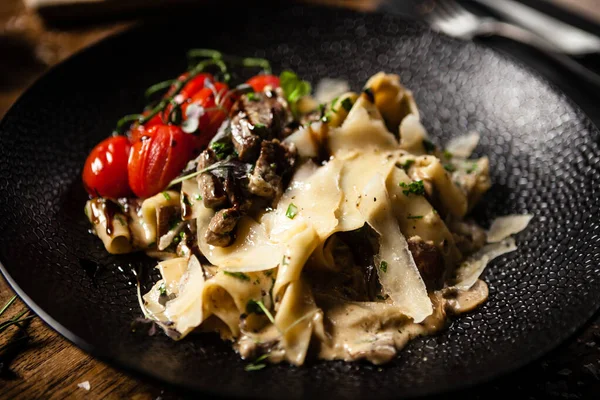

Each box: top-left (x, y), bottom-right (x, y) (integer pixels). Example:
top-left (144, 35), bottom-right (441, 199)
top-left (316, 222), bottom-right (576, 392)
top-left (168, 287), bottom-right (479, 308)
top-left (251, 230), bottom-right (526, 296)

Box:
top-left (443, 163), bottom-right (456, 172)
top-left (466, 162), bottom-right (478, 174)
top-left (407, 215), bottom-right (423, 220)
top-left (223, 271), bottom-right (250, 281)
top-left (158, 282), bottom-right (167, 296)
top-left (422, 139), bottom-right (436, 153)
top-left (443, 150), bottom-right (453, 159)
top-left (281, 255), bottom-right (290, 266)
top-left (195, 194), bottom-right (203, 201)
top-left (211, 141), bottom-right (233, 160)
top-left (399, 180), bottom-right (425, 196)
top-left (340, 97), bottom-right (353, 112)
top-left (162, 191), bottom-right (171, 200)
top-left (397, 159), bottom-right (414, 171)
top-left (379, 260), bottom-right (388, 273)
top-left (254, 123), bottom-right (266, 129)
top-left (246, 92), bottom-right (260, 102)
top-left (286, 203), bottom-right (298, 219)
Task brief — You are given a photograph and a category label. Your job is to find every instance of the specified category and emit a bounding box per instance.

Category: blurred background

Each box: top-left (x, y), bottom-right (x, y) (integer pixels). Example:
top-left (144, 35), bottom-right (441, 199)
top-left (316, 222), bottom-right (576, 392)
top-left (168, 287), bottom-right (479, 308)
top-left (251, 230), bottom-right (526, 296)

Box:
top-left (1, 0), bottom-right (599, 119)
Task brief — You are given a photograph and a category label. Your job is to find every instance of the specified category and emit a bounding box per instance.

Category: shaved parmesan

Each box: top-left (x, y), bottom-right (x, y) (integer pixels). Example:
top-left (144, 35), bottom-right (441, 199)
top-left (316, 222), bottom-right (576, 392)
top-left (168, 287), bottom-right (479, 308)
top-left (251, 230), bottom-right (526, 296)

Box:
top-left (358, 174), bottom-right (432, 323)
top-left (453, 238), bottom-right (517, 290)
top-left (445, 132), bottom-right (480, 158)
top-left (314, 78), bottom-right (350, 103)
top-left (165, 255), bottom-right (206, 337)
top-left (486, 214), bottom-right (533, 243)
top-left (399, 114), bottom-right (428, 152)
top-left (199, 216), bottom-right (284, 273)
top-left (77, 381), bottom-right (90, 391)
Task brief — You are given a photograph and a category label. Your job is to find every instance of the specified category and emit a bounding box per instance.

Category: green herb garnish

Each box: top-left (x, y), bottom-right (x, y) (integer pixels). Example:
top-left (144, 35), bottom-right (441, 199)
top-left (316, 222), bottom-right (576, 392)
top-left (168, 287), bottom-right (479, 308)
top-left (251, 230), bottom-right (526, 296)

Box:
top-left (466, 162), bottom-right (478, 174)
top-left (407, 215), bottom-right (423, 220)
top-left (398, 159), bottom-right (414, 171)
top-left (158, 283), bottom-right (167, 296)
top-left (379, 261), bottom-right (388, 273)
top-left (195, 194), bottom-right (203, 201)
top-left (443, 150), bottom-right (453, 159)
top-left (422, 139), bottom-right (436, 153)
top-left (245, 353), bottom-right (270, 372)
top-left (286, 203), bottom-right (298, 219)
top-left (224, 271), bottom-right (250, 281)
top-left (399, 180), bottom-right (425, 196)
top-left (211, 141), bottom-right (233, 160)
top-left (280, 70), bottom-right (311, 116)
top-left (246, 92), bottom-right (260, 102)
top-left (162, 192), bottom-right (171, 200)
top-left (443, 163), bottom-right (456, 172)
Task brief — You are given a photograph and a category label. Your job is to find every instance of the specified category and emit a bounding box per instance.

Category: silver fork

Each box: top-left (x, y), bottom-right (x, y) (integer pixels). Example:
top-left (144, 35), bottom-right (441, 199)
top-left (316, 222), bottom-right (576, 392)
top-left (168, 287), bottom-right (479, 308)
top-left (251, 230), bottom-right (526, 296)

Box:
top-left (421, 0), bottom-right (600, 88)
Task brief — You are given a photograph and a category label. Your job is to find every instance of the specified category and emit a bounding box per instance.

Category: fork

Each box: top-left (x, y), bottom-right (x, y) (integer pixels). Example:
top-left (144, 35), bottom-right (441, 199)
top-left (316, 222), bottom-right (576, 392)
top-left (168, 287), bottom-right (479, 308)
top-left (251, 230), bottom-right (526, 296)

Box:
top-left (421, 0), bottom-right (600, 88)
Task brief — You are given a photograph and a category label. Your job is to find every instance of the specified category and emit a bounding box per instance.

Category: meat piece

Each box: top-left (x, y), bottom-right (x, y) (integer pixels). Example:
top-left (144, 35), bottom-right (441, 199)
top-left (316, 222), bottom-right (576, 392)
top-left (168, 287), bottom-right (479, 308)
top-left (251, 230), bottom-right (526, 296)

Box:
top-left (230, 114), bottom-right (262, 162)
top-left (156, 205), bottom-right (180, 239)
top-left (204, 208), bottom-right (241, 247)
top-left (407, 236), bottom-right (445, 290)
top-left (230, 92), bottom-right (289, 162)
top-left (204, 230), bottom-right (233, 247)
top-left (223, 172), bottom-right (252, 213)
top-left (197, 149), bottom-right (227, 209)
top-left (208, 208), bottom-right (240, 234)
top-left (248, 139), bottom-right (297, 203)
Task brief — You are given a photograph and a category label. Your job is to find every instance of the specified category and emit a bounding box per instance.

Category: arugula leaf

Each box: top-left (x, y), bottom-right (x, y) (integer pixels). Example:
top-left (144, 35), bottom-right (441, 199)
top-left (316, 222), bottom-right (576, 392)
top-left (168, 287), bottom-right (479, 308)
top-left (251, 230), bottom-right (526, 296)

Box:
top-left (280, 70), bottom-right (311, 116)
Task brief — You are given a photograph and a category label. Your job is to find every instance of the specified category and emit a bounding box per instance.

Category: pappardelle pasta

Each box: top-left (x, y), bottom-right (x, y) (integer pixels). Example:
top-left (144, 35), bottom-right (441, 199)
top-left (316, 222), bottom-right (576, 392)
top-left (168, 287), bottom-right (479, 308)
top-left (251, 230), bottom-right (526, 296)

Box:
top-left (83, 50), bottom-right (531, 366)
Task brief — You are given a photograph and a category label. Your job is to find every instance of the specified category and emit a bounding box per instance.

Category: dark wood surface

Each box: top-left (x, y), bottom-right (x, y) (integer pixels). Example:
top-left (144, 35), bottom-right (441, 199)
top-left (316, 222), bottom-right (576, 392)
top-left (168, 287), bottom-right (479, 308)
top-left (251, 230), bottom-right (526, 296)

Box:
top-left (1, 1), bottom-right (600, 399)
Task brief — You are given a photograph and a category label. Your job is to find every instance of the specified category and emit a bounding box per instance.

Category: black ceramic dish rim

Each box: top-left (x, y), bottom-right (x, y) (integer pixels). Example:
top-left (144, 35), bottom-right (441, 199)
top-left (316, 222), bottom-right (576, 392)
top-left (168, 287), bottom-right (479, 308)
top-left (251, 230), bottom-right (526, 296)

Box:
top-left (1, 6), bottom-right (600, 399)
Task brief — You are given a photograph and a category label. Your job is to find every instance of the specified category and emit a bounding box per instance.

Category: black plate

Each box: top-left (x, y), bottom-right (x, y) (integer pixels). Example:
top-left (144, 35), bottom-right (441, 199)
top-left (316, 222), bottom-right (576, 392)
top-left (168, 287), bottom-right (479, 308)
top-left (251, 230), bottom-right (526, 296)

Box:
top-left (2, 4), bottom-right (600, 399)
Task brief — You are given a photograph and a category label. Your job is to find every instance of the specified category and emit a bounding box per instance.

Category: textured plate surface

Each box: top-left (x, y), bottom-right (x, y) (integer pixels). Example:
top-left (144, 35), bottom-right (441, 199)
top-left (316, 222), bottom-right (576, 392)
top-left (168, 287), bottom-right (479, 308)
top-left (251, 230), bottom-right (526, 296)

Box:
top-left (1, 5), bottom-right (600, 399)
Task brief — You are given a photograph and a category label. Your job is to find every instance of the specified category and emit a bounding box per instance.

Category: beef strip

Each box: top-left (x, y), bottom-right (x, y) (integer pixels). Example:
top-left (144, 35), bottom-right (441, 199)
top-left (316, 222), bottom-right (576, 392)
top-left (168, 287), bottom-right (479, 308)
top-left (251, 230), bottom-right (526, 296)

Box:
top-left (197, 149), bottom-right (227, 208)
top-left (204, 208), bottom-right (240, 247)
top-left (230, 91), bottom-right (289, 162)
top-left (407, 236), bottom-right (445, 290)
top-left (248, 139), bottom-right (297, 203)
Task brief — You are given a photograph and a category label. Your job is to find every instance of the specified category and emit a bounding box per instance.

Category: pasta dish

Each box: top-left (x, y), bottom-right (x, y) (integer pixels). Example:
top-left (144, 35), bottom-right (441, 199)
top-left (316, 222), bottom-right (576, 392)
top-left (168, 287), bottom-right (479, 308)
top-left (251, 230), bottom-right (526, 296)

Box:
top-left (82, 50), bottom-right (531, 366)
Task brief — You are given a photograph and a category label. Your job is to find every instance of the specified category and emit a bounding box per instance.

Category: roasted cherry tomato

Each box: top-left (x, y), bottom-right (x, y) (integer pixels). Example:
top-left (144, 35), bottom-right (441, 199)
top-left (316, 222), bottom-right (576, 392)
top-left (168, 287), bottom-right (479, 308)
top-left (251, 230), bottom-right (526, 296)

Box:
top-left (247, 74), bottom-right (280, 92)
top-left (128, 125), bottom-right (198, 198)
top-left (178, 73), bottom-right (215, 99)
top-left (128, 112), bottom-right (163, 143)
top-left (83, 136), bottom-right (132, 198)
top-left (181, 81), bottom-right (233, 148)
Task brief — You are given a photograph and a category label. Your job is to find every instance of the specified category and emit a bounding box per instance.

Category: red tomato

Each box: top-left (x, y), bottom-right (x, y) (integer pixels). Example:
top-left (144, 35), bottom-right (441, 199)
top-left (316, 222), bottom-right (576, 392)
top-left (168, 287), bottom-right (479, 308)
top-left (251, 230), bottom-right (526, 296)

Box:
top-left (179, 73), bottom-right (215, 99)
top-left (128, 111), bottom-right (163, 143)
top-left (128, 125), bottom-right (198, 198)
top-left (181, 82), bottom-right (233, 148)
top-left (247, 74), bottom-right (280, 92)
top-left (83, 136), bottom-right (131, 198)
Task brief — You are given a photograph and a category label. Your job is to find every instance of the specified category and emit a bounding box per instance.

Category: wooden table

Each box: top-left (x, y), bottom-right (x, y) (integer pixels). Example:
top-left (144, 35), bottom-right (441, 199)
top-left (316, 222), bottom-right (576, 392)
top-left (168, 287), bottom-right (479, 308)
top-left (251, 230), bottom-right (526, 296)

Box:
top-left (1, 0), bottom-right (600, 399)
